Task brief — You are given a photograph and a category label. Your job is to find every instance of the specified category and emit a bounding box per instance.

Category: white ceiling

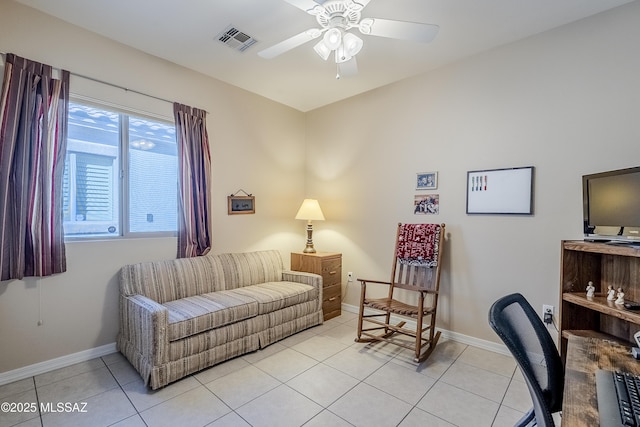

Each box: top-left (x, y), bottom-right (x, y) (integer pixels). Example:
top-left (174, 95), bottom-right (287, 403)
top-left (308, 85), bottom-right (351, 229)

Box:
top-left (16, 0), bottom-right (635, 112)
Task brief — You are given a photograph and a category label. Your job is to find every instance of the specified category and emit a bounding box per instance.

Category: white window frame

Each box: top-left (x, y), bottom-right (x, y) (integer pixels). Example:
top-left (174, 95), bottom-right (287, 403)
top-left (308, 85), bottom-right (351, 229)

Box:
top-left (64, 98), bottom-right (177, 241)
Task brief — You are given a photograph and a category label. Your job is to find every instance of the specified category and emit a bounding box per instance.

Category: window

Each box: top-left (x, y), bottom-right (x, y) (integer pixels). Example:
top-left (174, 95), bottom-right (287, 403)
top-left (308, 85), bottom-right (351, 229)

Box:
top-left (64, 102), bottom-right (177, 238)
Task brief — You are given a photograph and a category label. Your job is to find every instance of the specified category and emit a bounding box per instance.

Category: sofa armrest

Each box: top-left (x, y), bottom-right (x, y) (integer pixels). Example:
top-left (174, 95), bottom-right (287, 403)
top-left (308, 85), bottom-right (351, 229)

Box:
top-left (282, 270), bottom-right (323, 312)
top-left (120, 294), bottom-right (169, 366)
top-left (282, 270), bottom-right (322, 287)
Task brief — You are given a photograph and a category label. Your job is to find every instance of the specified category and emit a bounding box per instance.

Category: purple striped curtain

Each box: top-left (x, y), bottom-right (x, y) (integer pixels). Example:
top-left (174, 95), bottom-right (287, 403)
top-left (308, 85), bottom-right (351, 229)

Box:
top-left (173, 103), bottom-right (211, 258)
top-left (0, 54), bottom-right (69, 280)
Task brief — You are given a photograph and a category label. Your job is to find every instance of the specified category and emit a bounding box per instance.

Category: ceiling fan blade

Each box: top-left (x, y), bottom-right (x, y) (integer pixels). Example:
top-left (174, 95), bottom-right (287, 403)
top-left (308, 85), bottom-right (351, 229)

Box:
top-left (361, 18), bottom-right (439, 43)
top-left (337, 57), bottom-right (358, 79)
top-left (258, 29), bottom-right (322, 59)
top-left (284, 0), bottom-right (321, 14)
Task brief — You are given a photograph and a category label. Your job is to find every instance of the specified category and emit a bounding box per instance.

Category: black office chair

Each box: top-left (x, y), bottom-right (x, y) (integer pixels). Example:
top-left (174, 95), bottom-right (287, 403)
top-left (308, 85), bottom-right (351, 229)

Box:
top-left (488, 293), bottom-right (564, 427)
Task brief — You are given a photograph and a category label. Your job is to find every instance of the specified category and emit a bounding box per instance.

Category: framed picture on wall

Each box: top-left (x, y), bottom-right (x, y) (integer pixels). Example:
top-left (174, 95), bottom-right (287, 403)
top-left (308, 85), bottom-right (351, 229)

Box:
top-left (228, 195), bottom-right (255, 215)
top-left (414, 194), bottom-right (439, 215)
top-left (466, 166), bottom-right (534, 215)
top-left (416, 172), bottom-right (438, 190)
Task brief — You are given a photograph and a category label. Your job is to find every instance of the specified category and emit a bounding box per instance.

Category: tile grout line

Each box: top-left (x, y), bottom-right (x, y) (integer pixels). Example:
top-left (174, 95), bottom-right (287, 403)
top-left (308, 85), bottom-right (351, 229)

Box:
top-left (32, 376), bottom-right (43, 427)
top-left (102, 357), bottom-right (149, 426)
top-left (490, 372), bottom-right (519, 427)
top-left (15, 314), bottom-right (525, 427)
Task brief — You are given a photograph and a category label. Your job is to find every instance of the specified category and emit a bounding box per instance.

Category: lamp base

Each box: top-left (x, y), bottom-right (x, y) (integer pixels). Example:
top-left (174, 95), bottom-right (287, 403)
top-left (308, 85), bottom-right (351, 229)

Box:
top-left (303, 223), bottom-right (316, 254)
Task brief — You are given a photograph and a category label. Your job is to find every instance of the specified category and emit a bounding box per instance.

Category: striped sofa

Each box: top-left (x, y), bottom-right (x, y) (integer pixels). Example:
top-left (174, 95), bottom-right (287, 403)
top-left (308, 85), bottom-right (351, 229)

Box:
top-left (117, 250), bottom-right (324, 389)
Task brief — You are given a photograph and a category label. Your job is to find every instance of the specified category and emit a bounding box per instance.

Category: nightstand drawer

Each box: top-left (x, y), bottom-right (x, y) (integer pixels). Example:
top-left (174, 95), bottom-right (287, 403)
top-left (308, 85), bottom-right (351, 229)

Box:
top-left (321, 260), bottom-right (341, 287)
top-left (291, 252), bottom-right (342, 321)
top-left (323, 284), bottom-right (341, 320)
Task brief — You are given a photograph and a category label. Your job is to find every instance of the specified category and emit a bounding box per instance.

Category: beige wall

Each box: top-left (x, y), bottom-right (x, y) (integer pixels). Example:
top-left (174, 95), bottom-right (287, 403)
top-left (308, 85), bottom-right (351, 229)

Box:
top-left (305, 1), bottom-right (640, 342)
top-left (0, 1), bottom-right (306, 373)
top-left (1, 0), bottom-right (640, 375)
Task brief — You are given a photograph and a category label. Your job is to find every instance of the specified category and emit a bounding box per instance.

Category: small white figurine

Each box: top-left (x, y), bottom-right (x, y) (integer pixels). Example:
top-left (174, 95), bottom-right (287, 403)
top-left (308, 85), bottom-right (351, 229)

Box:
top-left (586, 281), bottom-right (596, 298)
top-left (615, 287), bottom-right (625, 305)
top-left (607, 285), bottom-right (616, 301)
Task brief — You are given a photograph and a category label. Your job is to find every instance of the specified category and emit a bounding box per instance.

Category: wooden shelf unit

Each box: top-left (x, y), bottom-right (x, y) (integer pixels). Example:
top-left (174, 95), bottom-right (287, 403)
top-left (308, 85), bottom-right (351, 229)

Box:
top-left (560, 240), bottom-right (640, 356)
top-left (291, 252), bottom-right (342, 321)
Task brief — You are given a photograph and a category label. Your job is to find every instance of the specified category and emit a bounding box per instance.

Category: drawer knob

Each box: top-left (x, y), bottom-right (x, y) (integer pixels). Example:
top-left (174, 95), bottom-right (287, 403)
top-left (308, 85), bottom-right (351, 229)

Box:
top-left (329, 270), bottom-right (337, 275)
top-left (328, 297), bottom-right (337, 302)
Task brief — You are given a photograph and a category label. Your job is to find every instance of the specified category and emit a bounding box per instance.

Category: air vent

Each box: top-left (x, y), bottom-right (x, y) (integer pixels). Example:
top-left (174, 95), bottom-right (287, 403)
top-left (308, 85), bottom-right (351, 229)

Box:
top-left (216, 26), bottom-right (257, 52)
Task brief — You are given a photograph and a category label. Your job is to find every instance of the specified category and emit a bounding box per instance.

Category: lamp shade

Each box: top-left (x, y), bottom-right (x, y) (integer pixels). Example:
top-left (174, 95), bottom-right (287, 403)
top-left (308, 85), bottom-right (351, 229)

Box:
top-left (295, 199), bottom-right (325, 221)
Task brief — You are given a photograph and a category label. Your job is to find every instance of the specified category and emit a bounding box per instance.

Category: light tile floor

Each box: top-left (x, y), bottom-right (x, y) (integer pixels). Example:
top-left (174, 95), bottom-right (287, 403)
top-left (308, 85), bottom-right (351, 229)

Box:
top-left (0, 312), bottom-right (533, 427)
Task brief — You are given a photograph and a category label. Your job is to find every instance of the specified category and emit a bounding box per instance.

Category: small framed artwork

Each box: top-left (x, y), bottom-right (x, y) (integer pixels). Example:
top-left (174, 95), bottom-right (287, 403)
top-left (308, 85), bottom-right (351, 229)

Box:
top-left (228, 195), bottom-right (255, 215)
top-left (416, 172), bottom-right (438, 190)
top-left (466, 166), bottom-right (534, 215)
top-left (414, 194), bottom-right (439, 215)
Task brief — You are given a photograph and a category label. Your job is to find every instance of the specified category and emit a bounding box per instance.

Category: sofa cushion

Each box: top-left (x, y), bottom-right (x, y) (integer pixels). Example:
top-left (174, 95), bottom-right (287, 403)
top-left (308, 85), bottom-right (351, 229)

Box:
top-left (120, 254), bottom-right (225, 304)
top-left (226, 281), bottom-right (318, 314)
top-left (164, 290), bottom-right (258, 341)
top-left (218, 251), bottom-right (284, 290)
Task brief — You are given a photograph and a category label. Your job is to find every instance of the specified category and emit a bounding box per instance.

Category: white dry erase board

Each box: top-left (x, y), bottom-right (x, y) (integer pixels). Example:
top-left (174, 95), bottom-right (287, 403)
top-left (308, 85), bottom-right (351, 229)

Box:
top-left (466, 166), bottom-right (534, 215)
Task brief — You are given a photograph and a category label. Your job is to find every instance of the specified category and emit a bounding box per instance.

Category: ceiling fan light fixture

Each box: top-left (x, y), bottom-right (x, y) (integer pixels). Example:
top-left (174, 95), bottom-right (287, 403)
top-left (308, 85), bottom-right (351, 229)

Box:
top-left (260, 0), bottom-right (439, 79)
top-left (342, 32), bottom-right (363, 56)
top-left (313, 40), bottom-right (331, 60)
top-left (323, 28), bottom-right (342, 50)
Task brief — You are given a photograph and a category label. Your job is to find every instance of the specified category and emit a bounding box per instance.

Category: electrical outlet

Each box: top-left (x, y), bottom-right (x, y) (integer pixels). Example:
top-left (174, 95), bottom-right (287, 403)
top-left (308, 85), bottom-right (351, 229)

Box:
top-left (543, 304), bottom-right (554, 324)
top-left (347, 272), bottom-right (353, 282)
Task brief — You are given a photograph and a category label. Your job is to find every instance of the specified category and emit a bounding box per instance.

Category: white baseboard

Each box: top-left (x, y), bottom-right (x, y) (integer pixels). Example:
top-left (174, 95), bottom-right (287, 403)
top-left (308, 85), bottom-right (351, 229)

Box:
top-left (341, 302), bottom-right (511, 357)
top-left (1, 305), bottom-right (511, 387)
top-left (0, 342), bottom-right (117, 386)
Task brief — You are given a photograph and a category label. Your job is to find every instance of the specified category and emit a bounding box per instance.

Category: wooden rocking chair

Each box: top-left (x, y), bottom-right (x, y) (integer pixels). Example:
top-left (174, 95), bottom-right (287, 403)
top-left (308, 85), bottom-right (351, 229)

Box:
top-left (355, 223), bottom-right (445, 363)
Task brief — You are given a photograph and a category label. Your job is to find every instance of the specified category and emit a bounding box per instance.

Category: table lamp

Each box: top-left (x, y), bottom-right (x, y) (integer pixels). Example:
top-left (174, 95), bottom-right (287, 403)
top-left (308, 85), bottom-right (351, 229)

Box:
top-left (295, 199), bottom-right (325, 253)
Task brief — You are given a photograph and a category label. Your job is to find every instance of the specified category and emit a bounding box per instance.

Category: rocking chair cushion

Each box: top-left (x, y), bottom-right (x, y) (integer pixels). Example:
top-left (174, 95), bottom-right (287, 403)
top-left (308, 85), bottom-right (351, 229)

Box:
top-left (396, 223), bottom-right (442, 267)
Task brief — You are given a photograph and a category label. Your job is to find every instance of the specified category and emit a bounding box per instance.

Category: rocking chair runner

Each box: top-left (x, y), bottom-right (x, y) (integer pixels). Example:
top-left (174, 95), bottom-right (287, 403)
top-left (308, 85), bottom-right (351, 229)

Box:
top-left (355, 223), bottom-right (445, 363)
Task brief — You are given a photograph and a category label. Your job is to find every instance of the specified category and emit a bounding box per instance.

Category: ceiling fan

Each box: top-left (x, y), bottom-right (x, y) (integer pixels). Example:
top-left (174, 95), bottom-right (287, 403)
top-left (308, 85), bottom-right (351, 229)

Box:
top-left (258, 0), bottom-right (439, 79)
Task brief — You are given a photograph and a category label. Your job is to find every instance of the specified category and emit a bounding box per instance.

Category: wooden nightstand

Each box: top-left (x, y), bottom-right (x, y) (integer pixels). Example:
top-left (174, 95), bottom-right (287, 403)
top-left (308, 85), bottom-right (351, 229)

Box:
top-left (291, 252), bottom-right (342, 321)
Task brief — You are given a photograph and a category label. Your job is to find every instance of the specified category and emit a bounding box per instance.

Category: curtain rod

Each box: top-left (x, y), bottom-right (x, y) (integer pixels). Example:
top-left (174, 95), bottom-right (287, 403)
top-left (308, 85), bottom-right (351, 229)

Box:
top-left (0, 51), bottom-right (209, 114)
top-left (73, 71), bottom-right (174, 105)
